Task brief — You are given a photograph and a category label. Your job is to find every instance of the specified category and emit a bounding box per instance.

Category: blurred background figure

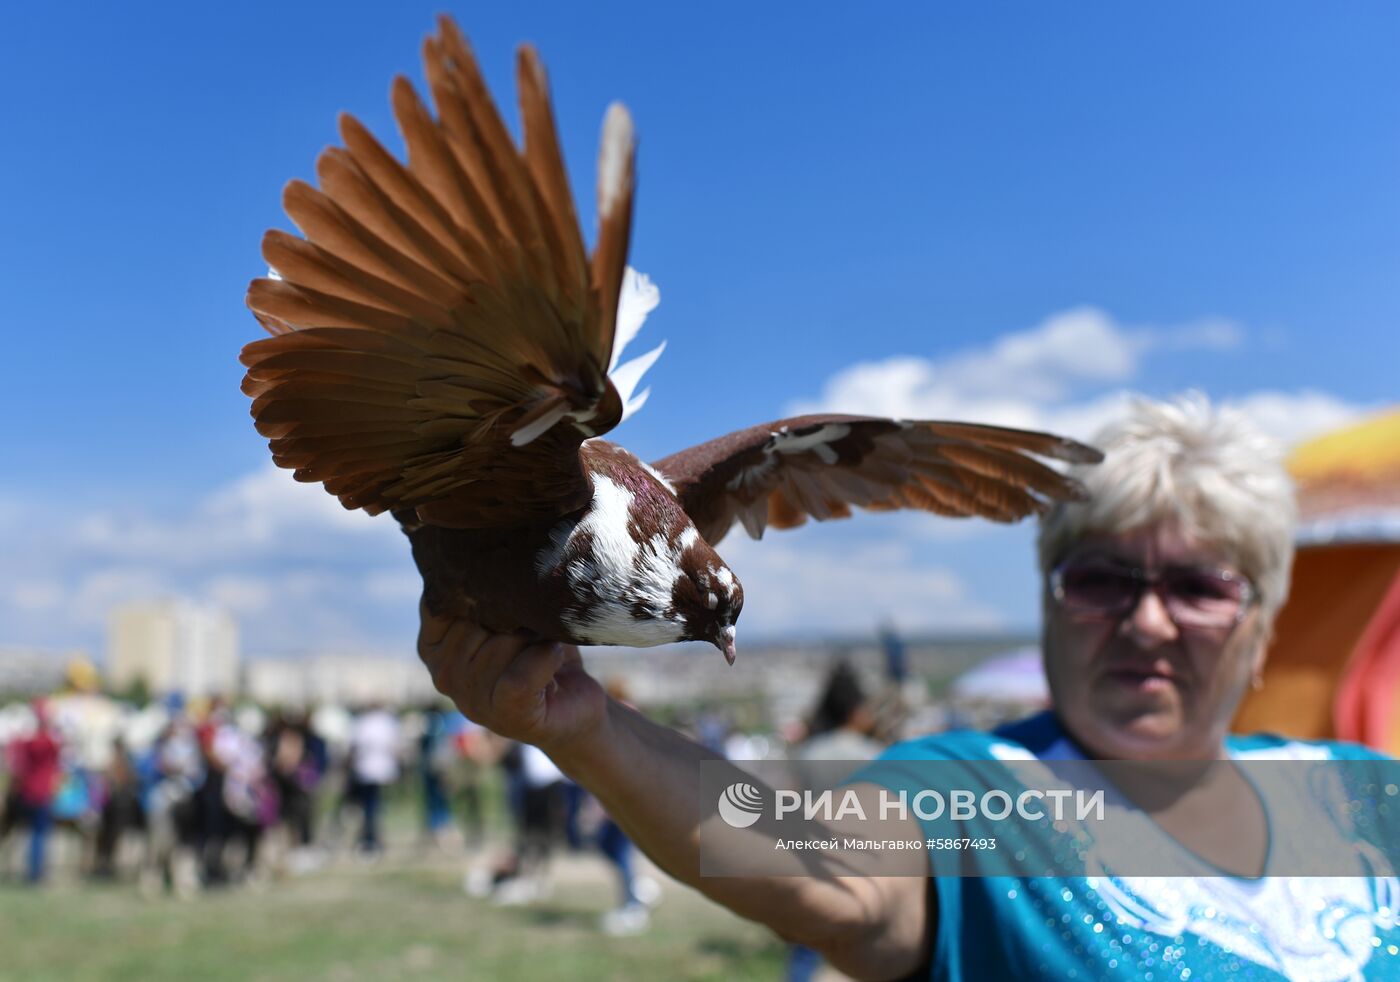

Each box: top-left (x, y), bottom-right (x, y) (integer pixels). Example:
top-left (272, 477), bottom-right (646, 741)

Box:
top-left (594, 678), bottom-right (660, 937)
top-left (138, 700), bottom-right (203, 896)
top-left (92, 737), bottom-right (144, 879)
top-left (694, 705), bottom-right (730, 756)
top-left (495, 743), bottom-right (565, 904)
top-left (2, 699), bottom-right (62, 884)
top-left (416, 702), bottom-right (455, 849)
top-left (879, 621), bottom-right (908, 685)
top-left (452, 717), bottom-right (487, 852)
top-left (786, 663), bottom-right (887, 982)
top-left (792, 662), bottom-right (884, 776)
top-left (265, 708), bottom-right (327, 872)
top-left (349, 702), bottom-right (401, 857)
top-left (194, 700), bottom-right (269, 886)
top-left (465, 739), bottom-right (567, 906)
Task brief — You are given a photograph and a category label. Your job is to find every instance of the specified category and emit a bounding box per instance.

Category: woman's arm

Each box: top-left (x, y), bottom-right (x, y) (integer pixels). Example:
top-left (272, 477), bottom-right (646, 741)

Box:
top-left (417, 605), bottom-right (931, 979)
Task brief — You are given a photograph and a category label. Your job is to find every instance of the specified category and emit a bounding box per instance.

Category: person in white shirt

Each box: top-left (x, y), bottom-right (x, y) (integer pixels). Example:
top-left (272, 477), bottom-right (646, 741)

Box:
top-left (349, 704), bottom-right (401, 854)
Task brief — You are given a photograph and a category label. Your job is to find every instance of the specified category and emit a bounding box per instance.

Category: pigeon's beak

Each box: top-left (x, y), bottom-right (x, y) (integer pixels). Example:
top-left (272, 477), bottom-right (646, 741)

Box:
top-left (717, 625), bottom-right (737, 665)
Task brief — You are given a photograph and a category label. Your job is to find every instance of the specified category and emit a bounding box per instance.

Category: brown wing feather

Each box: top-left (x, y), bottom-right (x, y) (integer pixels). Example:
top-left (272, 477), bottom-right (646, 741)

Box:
top-left (241, 18), bottom-right (637, 528)
top-left (654, 414), bottom-right (1102, 545)
top-left (516, 46), bottom-right (588, 325)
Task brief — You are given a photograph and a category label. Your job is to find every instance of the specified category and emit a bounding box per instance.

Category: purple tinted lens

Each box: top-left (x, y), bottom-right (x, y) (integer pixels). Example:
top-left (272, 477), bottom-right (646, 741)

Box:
top-left (1058, 564), bottom-right (1138, 610)
top-left (1162, 569), bottom-right (1248, 625)
top-left (1161, 568), bottom-right (1245, 605)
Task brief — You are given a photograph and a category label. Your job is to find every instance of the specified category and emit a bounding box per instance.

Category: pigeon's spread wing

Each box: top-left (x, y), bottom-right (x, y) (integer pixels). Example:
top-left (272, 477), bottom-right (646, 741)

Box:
top-left (653, 415), bottom-right (1103, 546)
top-left (241, 17), bottom-right (637, 529)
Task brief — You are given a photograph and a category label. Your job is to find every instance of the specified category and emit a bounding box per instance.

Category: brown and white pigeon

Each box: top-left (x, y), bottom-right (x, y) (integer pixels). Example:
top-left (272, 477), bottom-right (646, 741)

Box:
top-left (240, 17), bottom-right (1101, 663)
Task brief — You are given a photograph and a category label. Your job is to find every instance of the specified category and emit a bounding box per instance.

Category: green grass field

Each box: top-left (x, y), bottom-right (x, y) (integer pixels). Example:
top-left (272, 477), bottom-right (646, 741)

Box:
top-left (0, 842), bottom-right (787, 981)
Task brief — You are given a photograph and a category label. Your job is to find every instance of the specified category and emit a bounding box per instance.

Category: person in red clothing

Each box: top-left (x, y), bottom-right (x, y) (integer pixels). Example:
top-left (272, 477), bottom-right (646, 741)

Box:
top-left (5, 699), bottom-right (63, 883)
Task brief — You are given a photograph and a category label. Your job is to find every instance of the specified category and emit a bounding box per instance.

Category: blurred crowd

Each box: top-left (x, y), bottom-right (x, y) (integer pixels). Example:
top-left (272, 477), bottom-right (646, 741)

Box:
top-left (0, 689), bottom-right (476, 893)
top-left (0, 675), bottom-right (706, 936)
top-left (0, 643), bottom-right (1040, 949)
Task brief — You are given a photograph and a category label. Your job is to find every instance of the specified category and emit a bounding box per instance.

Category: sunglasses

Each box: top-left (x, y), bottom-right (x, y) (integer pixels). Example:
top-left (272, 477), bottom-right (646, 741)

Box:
top-left (1050, 558), bottom-right (1255, 629)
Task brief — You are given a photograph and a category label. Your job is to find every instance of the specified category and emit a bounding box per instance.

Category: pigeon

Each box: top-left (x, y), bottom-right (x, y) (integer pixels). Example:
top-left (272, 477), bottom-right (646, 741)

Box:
top-left (240, 17), bottom-right (1101, 664)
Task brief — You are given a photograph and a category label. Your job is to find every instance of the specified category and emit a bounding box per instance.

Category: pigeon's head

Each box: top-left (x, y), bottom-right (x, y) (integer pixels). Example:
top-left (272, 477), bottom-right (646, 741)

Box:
top-left (673, 541), bottom-right (744, 664)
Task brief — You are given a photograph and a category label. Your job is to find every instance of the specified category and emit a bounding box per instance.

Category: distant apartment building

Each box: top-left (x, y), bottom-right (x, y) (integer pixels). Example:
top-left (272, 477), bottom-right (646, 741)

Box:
top-left (107, 599), bottom-right (240, 698)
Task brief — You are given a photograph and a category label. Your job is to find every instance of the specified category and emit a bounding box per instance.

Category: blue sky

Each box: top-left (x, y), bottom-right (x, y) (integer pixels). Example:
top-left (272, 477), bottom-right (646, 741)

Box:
top-left (1, 2), bottom-right (1396, 658)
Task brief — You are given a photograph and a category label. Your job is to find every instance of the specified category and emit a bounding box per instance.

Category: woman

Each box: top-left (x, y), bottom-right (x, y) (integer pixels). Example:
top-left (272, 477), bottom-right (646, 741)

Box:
top-left (859, 396), bottom-right (1399, 979)
top-left (419, 396), bottom-right (1399, 980)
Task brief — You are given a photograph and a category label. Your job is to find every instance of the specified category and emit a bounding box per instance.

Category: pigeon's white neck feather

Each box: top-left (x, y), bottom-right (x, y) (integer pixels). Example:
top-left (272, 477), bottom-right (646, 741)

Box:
top-left (538, 474), bottom-right (686, 647)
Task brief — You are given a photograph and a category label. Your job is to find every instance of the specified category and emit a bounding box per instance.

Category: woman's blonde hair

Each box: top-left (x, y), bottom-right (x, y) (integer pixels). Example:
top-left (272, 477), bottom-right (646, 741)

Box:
top-left (1037, 394), bottom-right (1297, 619)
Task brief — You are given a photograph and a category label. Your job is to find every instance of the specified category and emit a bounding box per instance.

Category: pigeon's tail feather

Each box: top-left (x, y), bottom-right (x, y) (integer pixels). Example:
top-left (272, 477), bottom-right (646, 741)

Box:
top-left (516, 43), bottom-right (590, 325)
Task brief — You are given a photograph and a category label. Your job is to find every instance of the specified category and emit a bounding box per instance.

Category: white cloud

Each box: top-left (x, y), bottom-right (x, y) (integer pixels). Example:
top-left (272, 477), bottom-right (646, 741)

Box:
top-left (966, 306), bottom-right (1137, 398)
top-left (784, 307), bottom-right (1142, 421)
top-left (202, 466), bottom-right (388, 539)
top-left (68, 464), bottom-right (401, 568)
top-left (788, 307), bottom-right (1362, 447)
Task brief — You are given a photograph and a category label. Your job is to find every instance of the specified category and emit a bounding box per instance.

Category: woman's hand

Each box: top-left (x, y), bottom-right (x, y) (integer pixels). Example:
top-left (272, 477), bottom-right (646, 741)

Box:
top-left (416, 600), bottom-right (608, 754)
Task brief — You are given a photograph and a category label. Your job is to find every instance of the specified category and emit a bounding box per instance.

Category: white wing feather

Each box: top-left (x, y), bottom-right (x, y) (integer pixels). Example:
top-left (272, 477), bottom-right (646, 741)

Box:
top-left (610, 268), bottom-right (661, 372)
top-left (608, 267), bottom-right (664, 422)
